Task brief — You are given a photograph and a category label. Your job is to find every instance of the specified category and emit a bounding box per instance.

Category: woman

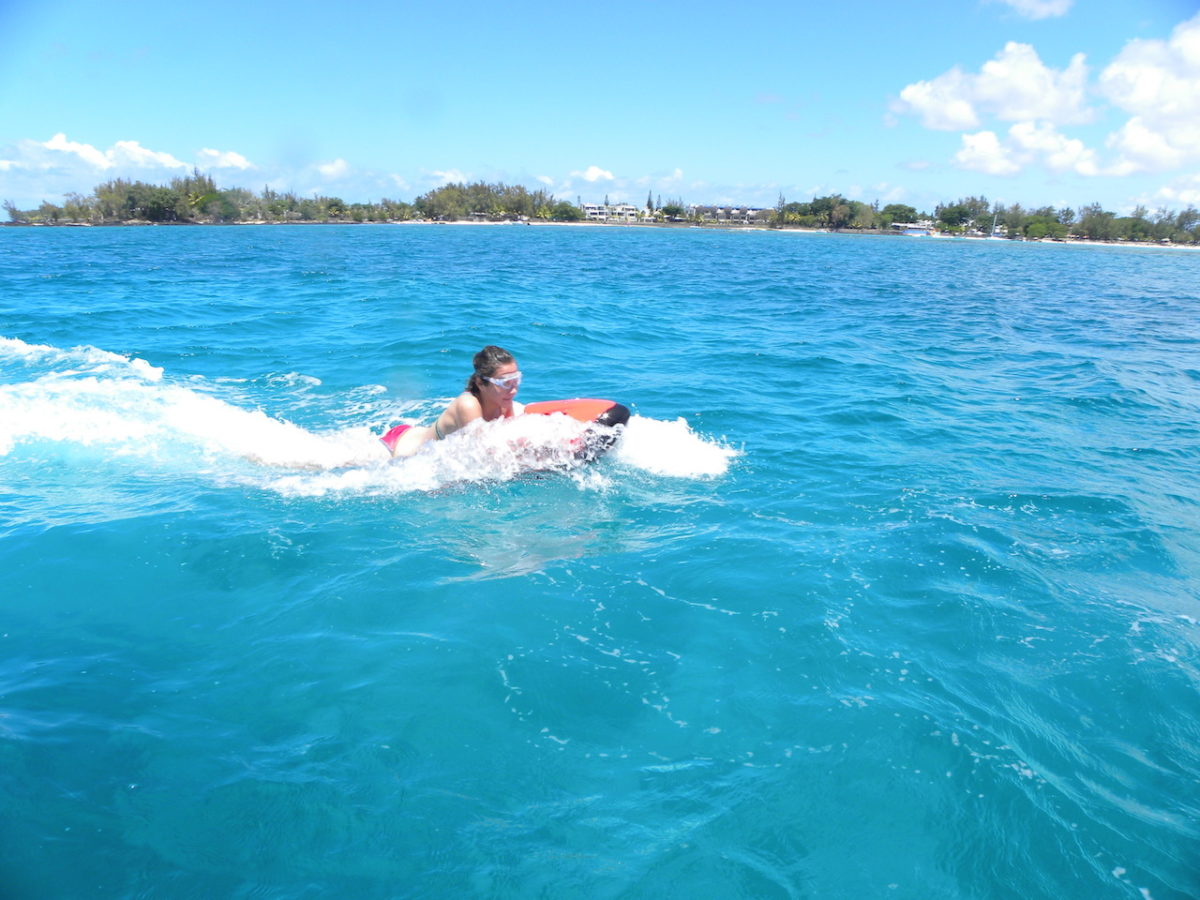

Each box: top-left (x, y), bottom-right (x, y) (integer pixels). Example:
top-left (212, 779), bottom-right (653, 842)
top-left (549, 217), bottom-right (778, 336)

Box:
top-left (382, 345), bottom-right (524, 457)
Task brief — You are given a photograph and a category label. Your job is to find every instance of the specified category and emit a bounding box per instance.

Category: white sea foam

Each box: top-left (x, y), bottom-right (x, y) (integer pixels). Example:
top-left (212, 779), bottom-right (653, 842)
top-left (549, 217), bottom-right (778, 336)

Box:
top-left (1, 335), bottom-right (163, 381)
top-left (0, 337), bottom-right (377, 467)
top-left (611, 415), bottom-right (738, 477)
top-left (1, 337), bottom-right (735, 495)
top-left (266, 372), bottom-right (322, 388)
top-left (264, 412), bottom-right (736, 497)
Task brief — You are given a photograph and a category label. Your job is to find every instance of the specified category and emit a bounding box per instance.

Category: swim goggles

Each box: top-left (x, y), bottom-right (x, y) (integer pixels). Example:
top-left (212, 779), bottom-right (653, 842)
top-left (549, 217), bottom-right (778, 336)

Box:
top-left (485, 371), bottom-right (522, 389)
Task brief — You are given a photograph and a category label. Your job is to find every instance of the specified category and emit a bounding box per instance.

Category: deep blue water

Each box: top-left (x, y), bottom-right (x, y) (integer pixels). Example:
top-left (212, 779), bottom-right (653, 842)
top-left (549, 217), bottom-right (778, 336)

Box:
top-left (1, 224), bottom-right (1198, 899)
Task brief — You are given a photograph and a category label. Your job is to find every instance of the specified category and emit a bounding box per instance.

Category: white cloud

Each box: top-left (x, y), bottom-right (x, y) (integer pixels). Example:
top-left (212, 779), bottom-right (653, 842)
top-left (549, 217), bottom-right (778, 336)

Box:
top-left (955, 131), bottom-right (1021, 175)
top-left (1099, 12), bottom-right (1200, 173)
top-left (896, 68), bottom-right (979, 130)
top-left (896, 42), bottom-right (1091, 131)
top-left (1009, 121), bottom-right (1099, 174)
top-left (893, 23), bottom-right (1197, 180)
top-left (198, 148), bottom-right (254, 170)
top-left (108, 140), bottom-right (188, 170)
top-left (9, 133), bottom-right (193, 174)
top-left (4, 136), bottom-right (253, 180)
top-left (992, 0), bottom-right (1073, 20)
top-left (1155, 172), bottom-right (1200, 206)
top-left (1, 134), bottom-right (253, 207)
top-left (955, 122), bottom-right (1100, 176)
top-left (893, 14), bottom-right (1200, 187)
top-left (42, 133), bottom-right (113, 169)
top-left (536, 175), bottom-right (554, 186)
top-left (1105, 118), bottom-right (1188, 173)
top-left (430, 168), bottom-right (468, 185)
top-left (317, 158), bottom-right (349, 178)
top-left (979, 44), bottom-right (1090, 122)
top-left (572, 165), bottom-right (614, 182)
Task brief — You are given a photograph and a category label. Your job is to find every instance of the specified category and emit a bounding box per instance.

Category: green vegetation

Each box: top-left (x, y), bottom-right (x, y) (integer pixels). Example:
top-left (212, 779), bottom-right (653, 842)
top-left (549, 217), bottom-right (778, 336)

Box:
top-left (775, 194), bottom-right (864, 230)
top-left (934, 196), bottom-right (1198, 244)
top-left (5, 176), bottom-right (1199, 244)
top-left (3, 172), bottom-right (582, 226)
top-left (413, 182), bottom-right (572, 222)
top-left (772, 192), bottom-right (1198, 244)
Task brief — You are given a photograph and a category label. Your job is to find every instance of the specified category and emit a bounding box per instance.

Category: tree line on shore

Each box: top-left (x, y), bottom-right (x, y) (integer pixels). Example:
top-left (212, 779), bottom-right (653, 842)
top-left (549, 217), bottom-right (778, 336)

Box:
top-left (4, 172), bottom-right (1198, 244)
top-left (2, 172), bottom-right (583, 227)
top-left (776, 194), bottom-right (1199, 244)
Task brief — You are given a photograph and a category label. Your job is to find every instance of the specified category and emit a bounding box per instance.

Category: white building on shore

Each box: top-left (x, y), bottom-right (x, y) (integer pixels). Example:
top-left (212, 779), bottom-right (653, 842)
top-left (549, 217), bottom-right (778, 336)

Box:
top-left (890, 221), bottom-right (936, 236)
top-left (688, 205), bottom-right (773, 225)
top-left (582, 202), bottom-right (641, 223)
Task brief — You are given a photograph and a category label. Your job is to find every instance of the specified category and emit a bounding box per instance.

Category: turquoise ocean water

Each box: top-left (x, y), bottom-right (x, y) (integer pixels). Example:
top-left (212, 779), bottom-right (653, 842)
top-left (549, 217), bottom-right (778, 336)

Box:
top-left (1, 224), bottom-right (1198, 898)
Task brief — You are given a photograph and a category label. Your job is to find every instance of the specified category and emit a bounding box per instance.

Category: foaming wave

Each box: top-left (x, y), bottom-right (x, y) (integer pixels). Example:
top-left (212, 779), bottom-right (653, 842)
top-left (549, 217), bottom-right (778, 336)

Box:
top-left (267, 415), bottom-right (600, 497)
top-left (611, 415), bottom-right (738, 477)
top-left (265, 413), bottom-right (736, 497)
top-left (0, 336), bottom-right (383, 468)
top-left (1, 335), bottom-right (164, 382)
top-left (2, 337), bottom-right (736, 497)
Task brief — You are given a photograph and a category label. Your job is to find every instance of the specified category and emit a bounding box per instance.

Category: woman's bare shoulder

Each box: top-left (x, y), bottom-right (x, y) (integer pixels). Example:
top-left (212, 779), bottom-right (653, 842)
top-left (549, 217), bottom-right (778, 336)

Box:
top-left (446, 391), bottom-right (483, 427)
top-left (451, 391), bottom-right (482, 414)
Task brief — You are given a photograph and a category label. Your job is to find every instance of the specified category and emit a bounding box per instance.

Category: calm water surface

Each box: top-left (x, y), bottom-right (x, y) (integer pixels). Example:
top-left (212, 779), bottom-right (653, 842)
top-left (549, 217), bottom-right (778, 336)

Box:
top-left (1, 225), bottom-right (1198, 899)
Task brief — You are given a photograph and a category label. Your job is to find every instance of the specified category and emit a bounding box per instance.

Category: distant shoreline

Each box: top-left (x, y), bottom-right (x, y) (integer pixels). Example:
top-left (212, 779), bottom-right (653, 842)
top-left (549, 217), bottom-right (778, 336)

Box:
top-left (9, 173), bottom-right (1196, 245)
top-left (0, 217), bottom-right (804, 231)
top-left (4, 217), bottom-right (1198, 249)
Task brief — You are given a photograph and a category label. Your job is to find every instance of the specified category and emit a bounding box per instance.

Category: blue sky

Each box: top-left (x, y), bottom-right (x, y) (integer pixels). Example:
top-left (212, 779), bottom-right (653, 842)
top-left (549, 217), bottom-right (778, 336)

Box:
top-left (2, 0), bottom-right (1198, 215)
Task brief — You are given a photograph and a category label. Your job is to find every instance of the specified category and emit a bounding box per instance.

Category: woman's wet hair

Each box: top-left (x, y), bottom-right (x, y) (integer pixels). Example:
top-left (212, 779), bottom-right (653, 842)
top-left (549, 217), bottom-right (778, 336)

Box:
top-left (466, 345), bottom-right (515, 397)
